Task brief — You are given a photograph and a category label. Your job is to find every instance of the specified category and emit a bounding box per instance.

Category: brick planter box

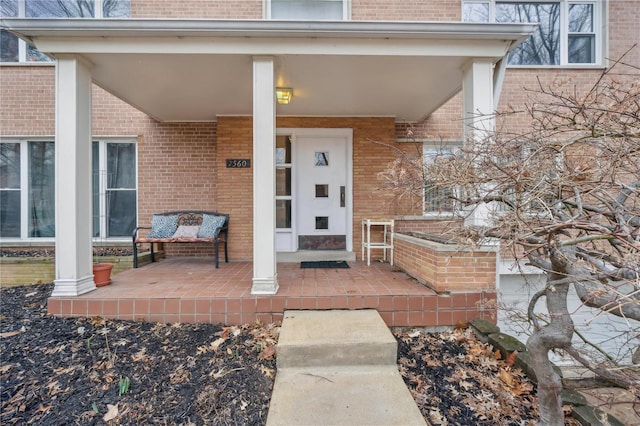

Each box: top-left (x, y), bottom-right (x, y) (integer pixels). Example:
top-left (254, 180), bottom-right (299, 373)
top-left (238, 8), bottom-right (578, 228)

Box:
top-left (394, 232), bottom-right (498, 293)
top-left (0, 255), bottom-right (139, 287)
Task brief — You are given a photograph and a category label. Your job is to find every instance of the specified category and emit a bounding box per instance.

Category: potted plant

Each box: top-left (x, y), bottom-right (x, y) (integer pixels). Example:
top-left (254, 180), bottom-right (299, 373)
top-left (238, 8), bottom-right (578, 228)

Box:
top-left (93, 261), bottom-right (114, 287)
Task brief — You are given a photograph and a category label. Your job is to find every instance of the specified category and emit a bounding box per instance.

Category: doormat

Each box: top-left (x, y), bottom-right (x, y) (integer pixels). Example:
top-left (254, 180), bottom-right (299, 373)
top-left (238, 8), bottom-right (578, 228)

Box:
top-left (300, 261), bottom-right (350, 269)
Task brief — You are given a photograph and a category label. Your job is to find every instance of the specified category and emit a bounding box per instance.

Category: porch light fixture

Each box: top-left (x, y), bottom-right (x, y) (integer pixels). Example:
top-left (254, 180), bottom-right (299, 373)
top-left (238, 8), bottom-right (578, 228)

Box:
top-left (276, 87), bottom-right (293, 104)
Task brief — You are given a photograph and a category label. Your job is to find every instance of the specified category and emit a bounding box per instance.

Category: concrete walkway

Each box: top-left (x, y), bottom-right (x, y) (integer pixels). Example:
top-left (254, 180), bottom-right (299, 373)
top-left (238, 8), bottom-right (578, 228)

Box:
top-left (266, 310), bottom-right (427, 426)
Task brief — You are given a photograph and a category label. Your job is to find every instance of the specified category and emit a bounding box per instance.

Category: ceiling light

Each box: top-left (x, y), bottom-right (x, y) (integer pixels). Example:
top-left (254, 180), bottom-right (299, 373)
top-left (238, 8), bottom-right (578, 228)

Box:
top-left (276, 87), bottom-right (293, 105)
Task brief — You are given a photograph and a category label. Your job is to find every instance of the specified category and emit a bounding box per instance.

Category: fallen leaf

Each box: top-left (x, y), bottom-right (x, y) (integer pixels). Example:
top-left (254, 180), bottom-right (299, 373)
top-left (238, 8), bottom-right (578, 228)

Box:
top-left (103, 404), bottom-right (118, 422)
top-left (131, 348), bottom-right (148, 362)
top-left (0, 365), bottom-right (11, 373)
top-left (506, 350), bottom-right (518, 366)
top-left (211, 337), bottom-right (226, 351)
top-left (90, 316), bottom-right (106, 326)
top-left (498, 368), bottom-right (513, 387)
top-left (0, 330), bottom-right (21, 338)
top-left (259, 365), bottom-right (275, 378)
top-left (240, 399), bottom-right (248, 411)
top-left (493, 349), bottom-right (502, 360)
top-left (258, 345), bottom-right (276, 360)
top-left (35, 403), bottom-right (52, 414)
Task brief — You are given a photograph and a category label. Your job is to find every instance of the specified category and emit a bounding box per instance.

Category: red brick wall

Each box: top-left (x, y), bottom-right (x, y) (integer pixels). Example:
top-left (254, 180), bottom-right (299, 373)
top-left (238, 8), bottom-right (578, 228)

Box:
top-left (215, 117), bottom-right (253, 261)
top-left (131, 0), bottom-right (262, 18)
top-left (394, 234), bottom-right (497, 293)
top-left (0, 67), bottom-right (55, 136)
top-left (130, 0), bottom-right (462, 21)
top-left (353, 0), bottom-right (461, 21)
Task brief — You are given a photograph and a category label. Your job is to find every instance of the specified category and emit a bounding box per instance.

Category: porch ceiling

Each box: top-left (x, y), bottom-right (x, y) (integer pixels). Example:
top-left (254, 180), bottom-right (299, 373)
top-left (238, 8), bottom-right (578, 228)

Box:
top-left (2, 19), bottom-right (536, 122)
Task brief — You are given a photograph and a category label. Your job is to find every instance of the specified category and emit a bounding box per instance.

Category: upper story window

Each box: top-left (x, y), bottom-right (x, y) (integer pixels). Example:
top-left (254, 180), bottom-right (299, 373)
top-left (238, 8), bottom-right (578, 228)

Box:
top-left (0, 0), bottom-right (130, 63)
top-left (463, 1), bottom-right (602, 66)
top-left (266, 0), bottom-right (349, 20)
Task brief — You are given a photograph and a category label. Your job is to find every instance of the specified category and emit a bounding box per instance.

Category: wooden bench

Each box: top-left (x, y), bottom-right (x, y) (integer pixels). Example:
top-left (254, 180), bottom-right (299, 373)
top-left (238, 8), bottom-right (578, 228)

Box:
top-left (132, 211), bottom-right (228, 269)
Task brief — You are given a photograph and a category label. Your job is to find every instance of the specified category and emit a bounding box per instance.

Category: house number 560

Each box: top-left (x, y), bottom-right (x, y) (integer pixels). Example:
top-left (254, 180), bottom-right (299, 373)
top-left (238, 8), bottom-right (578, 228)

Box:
top-left (226, 159), bottom-right (251, 168)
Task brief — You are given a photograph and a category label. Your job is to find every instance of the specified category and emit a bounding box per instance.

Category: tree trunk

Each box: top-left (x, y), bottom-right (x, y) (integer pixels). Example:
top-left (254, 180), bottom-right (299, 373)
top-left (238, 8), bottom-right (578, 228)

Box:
top-left (526, 256), bottom-right (574, 425)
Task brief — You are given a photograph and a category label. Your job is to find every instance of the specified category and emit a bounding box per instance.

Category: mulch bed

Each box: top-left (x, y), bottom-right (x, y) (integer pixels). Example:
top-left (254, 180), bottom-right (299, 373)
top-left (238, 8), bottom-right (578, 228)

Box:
top-left (0, 247), bottom-right (133, 258)
top-left (1, 283), bottom-right (541, 425)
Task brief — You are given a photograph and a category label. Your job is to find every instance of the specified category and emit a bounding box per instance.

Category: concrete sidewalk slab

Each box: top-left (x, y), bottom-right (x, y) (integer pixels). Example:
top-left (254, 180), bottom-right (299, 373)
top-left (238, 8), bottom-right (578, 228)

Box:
top-left (267, 366), bottom-right (427, 426)
top-left (267, 310), bottom-right (427, 426)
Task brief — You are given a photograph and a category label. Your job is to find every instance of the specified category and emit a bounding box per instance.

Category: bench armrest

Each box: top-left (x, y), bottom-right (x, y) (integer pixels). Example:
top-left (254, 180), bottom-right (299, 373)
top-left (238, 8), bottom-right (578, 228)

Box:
top-left (132, 226), bottom-right (151, 241)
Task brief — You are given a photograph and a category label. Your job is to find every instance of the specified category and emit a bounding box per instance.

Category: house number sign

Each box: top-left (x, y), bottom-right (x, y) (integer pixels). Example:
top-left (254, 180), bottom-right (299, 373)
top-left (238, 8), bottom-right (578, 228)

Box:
top-left (226, 159), bottom-right (251, 168)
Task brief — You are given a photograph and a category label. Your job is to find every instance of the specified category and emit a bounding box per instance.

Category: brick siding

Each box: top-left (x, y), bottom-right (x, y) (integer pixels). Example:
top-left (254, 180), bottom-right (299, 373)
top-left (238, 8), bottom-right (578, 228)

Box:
top-left (394, 234), bottom-right (497, 293)
top-left (1, 0), bottom-right (637, 273)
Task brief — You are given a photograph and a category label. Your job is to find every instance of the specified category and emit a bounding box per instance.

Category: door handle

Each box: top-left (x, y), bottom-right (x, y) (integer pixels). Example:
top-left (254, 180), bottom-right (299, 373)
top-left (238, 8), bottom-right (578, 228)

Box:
top-left (340, 186), bottom-right (345, 207)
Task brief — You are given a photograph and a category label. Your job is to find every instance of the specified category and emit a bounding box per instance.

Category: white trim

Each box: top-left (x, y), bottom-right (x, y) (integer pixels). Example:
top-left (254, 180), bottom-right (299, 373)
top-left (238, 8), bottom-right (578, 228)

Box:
top-left (51, 275), bottom-right (96, 297)
top-left (2, 19), bottom-right (535, 40)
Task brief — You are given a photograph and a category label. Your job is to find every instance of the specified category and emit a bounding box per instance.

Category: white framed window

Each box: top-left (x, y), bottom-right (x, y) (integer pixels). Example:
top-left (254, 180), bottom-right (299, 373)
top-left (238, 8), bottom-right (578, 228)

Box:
top-left (265, 0), bottom-right (350, 20)
top-left (0, 0), bottom-right (130, 63)
top-left (92, 140), bottom-right (137, 239)
top-left (463, 0), bottom-right (603, 66)
top-left (275, 134), bottom-right (293, 229)
top-left (0, 139), bottom-right (137, 240)
top-left (0, 140), bottom-right (55, 238)
top-left (423, 142), bottom-right (462, 216)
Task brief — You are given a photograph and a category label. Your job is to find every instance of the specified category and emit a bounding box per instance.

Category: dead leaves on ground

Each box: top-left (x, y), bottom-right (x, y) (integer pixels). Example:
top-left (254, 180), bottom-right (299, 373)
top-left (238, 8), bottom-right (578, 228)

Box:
top-left (1, 284), bottom-right (281, 425)
top-left (395, 327), bottom-right (539, 426)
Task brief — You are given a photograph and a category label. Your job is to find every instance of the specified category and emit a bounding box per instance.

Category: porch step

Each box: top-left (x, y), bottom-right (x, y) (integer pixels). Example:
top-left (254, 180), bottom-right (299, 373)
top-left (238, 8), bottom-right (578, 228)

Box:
top-left (267, 310), bottom-right (427, 425)
top-left (276, 309), bottom-right (397, 368)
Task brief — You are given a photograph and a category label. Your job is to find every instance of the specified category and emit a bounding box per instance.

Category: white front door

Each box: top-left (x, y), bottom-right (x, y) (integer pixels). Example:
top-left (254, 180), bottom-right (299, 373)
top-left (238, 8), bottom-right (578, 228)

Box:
top-left (275, 128), bottom-right (352, 252)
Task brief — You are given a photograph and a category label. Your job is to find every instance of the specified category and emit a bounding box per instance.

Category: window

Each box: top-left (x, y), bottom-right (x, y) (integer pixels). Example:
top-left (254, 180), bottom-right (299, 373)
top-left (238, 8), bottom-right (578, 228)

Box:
top-left (266, 0), bottom-right (348, 20)
top-left (423, 143), bottom-right (461, 215)
top-left (0, 143), bottom-right (21, 237)
top-left (0, 141), bottom-right (55, 238)
top-left (92, 141), bottom-right (137, 238)
top-left (275, 135), bottom-right (292, 229)
top-left (0, 0), bottom-right (130, 63)
top-left (0, 139), bottom-right (136, 240)
top-left (463, 1), bottom-right (601, 66)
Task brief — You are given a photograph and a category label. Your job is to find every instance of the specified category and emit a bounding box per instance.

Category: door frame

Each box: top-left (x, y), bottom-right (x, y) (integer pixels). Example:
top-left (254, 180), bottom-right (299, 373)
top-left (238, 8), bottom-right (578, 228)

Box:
top-left (275, 128), bottom-right (353, 252)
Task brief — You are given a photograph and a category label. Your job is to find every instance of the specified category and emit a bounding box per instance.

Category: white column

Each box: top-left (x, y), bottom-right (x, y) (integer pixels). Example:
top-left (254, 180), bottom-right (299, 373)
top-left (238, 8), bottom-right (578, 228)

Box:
top-left (251, 56), bottom-right (279, 295)
top-left (51, 55), bottom-right (95, 297)
top-left (462, 59), bottom-right (495, 228)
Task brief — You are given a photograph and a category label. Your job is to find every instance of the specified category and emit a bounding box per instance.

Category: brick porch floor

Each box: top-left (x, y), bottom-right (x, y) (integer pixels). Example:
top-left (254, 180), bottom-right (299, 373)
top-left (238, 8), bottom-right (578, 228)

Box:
top-left (47, 257), bottom-right (496, 327)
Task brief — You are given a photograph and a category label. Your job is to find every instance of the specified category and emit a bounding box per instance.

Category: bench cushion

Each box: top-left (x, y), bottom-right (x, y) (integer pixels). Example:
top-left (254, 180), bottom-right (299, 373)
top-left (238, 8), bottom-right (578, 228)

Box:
top-left (172, 225), bottom-right (200, 238)
top-left (198, 214), bottom-right (226, 238)
top-left (136, 237), bottom-right (215, 244)
top-left (147, 214), bottom-right (179, 238)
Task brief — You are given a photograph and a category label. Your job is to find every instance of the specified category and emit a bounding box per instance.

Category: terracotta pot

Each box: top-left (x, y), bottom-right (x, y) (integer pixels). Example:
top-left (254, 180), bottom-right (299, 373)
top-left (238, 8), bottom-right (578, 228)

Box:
top-left (93, 263), bottom-right (114, 287)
